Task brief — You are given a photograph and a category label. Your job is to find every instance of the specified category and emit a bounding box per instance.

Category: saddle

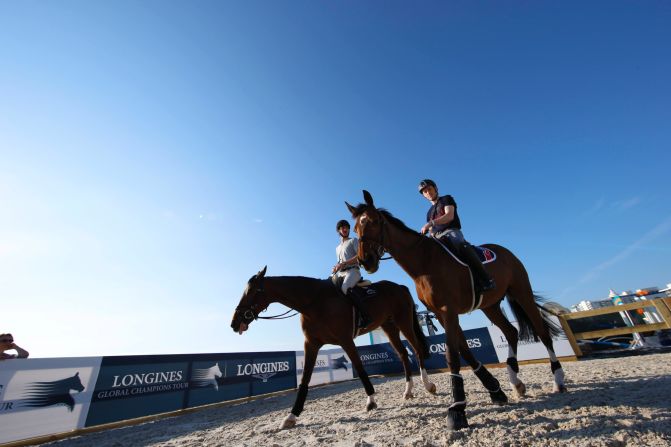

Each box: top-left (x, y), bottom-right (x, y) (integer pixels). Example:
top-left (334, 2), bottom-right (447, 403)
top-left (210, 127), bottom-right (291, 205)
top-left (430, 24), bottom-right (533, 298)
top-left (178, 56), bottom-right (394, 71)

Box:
top-left (329, 275), bottom-right (375, 296)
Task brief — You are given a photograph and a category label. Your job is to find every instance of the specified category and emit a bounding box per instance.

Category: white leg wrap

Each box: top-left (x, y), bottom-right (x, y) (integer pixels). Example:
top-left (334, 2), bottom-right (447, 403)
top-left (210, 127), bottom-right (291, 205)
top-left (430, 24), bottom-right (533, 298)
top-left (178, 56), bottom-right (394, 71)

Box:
top-left (279, 413), bottom-right (297, 429)
top-left (404, 380), bottom-right (414, 399)
top-left (507, 366), bottom-right (521, 386)
top-left (367, 394), bottom-right (376, 407)
top-left (548, 349), bottom-right (558, 362)
top-left (554, 368), bottom-right (565, 386)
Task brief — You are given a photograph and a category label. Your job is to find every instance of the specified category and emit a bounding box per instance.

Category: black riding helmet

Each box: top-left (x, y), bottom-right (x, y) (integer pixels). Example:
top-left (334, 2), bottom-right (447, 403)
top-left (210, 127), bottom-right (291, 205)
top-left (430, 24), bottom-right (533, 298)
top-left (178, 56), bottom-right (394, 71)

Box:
top-left (336, 219), bottom-right (350, 231)
top-left (418, 179), bottom-right (437, 194)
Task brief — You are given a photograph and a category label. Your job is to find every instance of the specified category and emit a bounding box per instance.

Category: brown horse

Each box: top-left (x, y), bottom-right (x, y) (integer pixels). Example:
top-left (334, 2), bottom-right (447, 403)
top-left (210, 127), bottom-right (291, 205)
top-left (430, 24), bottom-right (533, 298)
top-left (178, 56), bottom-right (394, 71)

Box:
top-left (347, 191), bottom-right (567, 430)
top-left (230, 266), bottom-right (437, 429)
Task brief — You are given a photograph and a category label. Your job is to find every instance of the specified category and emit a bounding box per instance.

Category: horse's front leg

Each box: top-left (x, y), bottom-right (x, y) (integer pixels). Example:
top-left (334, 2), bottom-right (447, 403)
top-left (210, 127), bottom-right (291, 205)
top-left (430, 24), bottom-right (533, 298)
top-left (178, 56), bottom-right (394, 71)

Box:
top-left (281, 340), bottom-right (321, 429)
top-left (342, 341), bottom-right (377, 411)
top-left (443, 313), bottom-right (469, 430)
top-left (456, 326), bottom-right (507, 405)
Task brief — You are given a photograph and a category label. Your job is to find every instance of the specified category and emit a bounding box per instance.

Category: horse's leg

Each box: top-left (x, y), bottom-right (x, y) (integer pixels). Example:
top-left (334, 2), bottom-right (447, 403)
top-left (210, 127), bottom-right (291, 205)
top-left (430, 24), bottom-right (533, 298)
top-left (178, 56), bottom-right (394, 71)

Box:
top-left (455, 325), bottom-right (507, 405)
top-left (397, 311), bottom-right (437, 395)
top-left (481, 305), bottom-right (526, 397)
top-left (441, 312), bottom-right (469, 430)
top-left (341, 340), bottom-right (377, 411)
top-left (280, 340), bottom-right (322, 429)
top-left (508, 280), bottom-right (568, 393)
top-left (380, 321), bottom-right (414, 399)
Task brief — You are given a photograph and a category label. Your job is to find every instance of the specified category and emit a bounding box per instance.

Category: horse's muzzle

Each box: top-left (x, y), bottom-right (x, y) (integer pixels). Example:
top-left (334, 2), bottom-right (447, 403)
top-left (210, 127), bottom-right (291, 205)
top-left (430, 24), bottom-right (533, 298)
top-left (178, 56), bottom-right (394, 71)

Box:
top-left (237, 322), bottom-right (248, 335)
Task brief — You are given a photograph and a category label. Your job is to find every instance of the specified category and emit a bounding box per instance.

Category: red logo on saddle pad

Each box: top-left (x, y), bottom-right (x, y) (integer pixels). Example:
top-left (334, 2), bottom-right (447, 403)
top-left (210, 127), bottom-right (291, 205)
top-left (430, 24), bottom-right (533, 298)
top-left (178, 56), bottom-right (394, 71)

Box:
top-left (478, 247), bottom-right (496, 264)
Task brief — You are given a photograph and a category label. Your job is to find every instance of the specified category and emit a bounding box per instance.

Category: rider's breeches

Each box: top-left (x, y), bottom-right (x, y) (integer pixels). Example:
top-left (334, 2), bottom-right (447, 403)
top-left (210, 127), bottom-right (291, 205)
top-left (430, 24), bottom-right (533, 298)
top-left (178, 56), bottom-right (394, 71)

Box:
top-left (338, 268), bottom-right (361, 295)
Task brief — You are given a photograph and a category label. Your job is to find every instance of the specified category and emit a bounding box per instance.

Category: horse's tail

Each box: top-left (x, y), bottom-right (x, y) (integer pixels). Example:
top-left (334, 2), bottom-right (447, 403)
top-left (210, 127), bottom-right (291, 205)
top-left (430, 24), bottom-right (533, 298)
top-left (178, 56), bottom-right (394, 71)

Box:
top-left (508, 294), bottom-right (564, 342)
top-left (409, 294), bottom-right (431, 360)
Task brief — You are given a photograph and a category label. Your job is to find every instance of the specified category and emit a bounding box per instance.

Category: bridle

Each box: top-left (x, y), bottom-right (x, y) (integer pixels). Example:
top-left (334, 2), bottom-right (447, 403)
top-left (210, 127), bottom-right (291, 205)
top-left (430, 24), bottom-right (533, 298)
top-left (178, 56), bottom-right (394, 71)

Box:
top-left (358, 215), bottom-right (392, 262)
top-left (235, 279), bottom-right (298, 325)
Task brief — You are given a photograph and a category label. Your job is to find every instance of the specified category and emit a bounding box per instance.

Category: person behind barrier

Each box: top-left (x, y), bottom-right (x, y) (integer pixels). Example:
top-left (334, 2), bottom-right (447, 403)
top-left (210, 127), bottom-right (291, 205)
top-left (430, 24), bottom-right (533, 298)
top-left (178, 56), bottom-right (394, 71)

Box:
top-left (418, 179), bottom-right (495, 295)
top-left (0, 333), bottom-right (29, 360)
top-left (332, 219), bottom-right (371, 328)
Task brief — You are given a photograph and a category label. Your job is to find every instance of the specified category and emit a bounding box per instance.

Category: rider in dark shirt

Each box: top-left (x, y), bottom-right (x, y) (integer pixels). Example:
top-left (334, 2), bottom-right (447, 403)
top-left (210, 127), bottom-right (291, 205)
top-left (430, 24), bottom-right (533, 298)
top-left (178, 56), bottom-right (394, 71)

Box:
top-left (418, 179), bottom-right (495, 295)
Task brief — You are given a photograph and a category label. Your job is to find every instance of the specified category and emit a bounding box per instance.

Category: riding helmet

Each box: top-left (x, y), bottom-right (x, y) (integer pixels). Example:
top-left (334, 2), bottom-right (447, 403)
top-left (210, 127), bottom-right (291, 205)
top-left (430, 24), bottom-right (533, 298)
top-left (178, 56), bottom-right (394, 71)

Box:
top-left (336, 219), bottom-right (350, 231)
top-left (418, 179), bottom-right (437, 194)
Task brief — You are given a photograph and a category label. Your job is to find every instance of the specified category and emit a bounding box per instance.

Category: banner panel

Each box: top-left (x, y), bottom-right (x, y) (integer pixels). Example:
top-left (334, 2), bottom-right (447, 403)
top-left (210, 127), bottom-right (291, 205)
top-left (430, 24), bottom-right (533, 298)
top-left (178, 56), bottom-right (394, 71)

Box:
top-left (187, 351), bottom-right (296, 408)
top-left (421, 327), bottom-right (499, 370)
top-left (352, 343), bottom-right (405, 377)
top-left (487, 318), bottom-right (575, 362)
top-left (85, 355), bottom-right (190, 427)
top-left (0, 357), bottom-right (102, 444)
top-left (296, 348), bottom-right (354, 386)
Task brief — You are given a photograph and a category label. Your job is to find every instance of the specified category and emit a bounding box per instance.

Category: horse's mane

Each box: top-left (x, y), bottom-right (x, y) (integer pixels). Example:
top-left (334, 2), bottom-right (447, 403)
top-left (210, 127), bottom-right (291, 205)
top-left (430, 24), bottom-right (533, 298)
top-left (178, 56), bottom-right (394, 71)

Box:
top-left (351, 203), bottom-right (421, 237)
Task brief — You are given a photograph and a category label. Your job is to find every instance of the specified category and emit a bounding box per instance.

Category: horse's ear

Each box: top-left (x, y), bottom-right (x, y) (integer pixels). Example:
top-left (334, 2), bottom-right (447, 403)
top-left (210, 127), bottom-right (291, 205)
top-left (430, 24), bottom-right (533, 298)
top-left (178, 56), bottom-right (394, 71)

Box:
top-left (363, 190), bottom-right (374, 207)
top-left (345, 201), bottom-right (356, 216)
top-left (75, 372), bottom-right (79, 377)
top-left (258, 266), bottom-right (267, 278)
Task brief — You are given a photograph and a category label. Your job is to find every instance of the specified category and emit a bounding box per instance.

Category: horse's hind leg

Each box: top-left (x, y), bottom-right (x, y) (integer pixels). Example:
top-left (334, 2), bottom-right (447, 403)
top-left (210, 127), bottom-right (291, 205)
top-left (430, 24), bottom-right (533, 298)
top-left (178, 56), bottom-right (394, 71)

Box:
top-left (508, 279), bottom-right (568, 393)
top-left (481, 305), bottom-right (526, 397)
top-left (381, 322), bottom-right (415, 399)
top-left (456, 325), bottom-right (508, 405)
top-left (281, 340), bottom-right (321, 429)
top-left (397, 313), bottom-right (437, 395)
top-left (341, 340), bottom-right (378, 411)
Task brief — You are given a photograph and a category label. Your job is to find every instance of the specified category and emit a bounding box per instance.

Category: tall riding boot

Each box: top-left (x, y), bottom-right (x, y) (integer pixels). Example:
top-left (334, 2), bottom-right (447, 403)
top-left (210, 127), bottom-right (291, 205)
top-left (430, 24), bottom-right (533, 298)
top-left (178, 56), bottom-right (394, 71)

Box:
top-left (347, 288), bottom-right (372, 328)
top-left (459, 242), bottom-right (495, 294)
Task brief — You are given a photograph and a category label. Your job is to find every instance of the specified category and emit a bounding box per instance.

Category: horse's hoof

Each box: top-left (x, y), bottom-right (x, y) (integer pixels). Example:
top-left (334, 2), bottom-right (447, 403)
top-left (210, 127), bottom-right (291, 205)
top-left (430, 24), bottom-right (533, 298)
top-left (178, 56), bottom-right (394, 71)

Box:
top-left (552, 383), bottom-right (568, 393)
top-left (427, 383), bottom-right (437, 395)
top-left (279, 414), bottom-right (296, 429)
top-left (403, 391), bottom-right (414, 400)
top-left (489, 389), bottom-right (508, 405)
top-left (366, 401), bottom-right (378, 411)
top-left (513, 382), bottom-right (526, 397)
top-left (446, 408), bottom-right (469, 430)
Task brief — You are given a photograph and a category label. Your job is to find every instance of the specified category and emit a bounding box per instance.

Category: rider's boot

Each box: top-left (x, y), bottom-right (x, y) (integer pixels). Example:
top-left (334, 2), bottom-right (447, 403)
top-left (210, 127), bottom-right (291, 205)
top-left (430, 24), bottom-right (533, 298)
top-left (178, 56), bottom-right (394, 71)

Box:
top-left (347, 287), bottom-right (373, 328)
top-left (459, 242), bottom-right (495, 295)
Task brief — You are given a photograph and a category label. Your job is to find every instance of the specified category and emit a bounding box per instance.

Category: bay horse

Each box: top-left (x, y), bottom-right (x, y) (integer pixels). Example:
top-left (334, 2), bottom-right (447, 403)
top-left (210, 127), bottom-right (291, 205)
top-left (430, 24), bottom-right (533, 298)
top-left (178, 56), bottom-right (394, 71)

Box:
top-left (347, 191), bottom-right (567, 430)
top-left (230, 266), bottom-right (437, 429)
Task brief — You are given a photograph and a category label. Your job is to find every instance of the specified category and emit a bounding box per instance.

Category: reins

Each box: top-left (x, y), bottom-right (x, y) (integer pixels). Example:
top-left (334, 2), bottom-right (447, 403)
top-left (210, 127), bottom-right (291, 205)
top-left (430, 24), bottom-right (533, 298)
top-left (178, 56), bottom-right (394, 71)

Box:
top-left (257, 309), bottom-right (298, 320)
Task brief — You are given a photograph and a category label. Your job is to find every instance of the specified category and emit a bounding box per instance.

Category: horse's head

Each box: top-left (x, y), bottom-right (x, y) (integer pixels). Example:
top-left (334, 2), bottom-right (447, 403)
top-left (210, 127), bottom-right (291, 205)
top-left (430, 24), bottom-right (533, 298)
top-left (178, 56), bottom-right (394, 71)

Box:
top-left (346, 190), bottom-right (385, 274)
top-left (231, 266), bottom-right (270, 335)
top-left (213, 362), bottom-right (223, 378)
top-left (70, 372), bottom-right (85, 393)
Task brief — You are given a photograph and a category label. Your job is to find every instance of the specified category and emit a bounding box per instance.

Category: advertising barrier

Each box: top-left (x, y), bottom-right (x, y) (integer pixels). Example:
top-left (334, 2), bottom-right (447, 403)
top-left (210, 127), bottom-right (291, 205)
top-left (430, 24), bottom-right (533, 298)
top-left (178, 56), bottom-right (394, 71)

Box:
top-left (0, 351), bottom-right (297, 444)
top-left (1, 325), bottom-right (573, 445)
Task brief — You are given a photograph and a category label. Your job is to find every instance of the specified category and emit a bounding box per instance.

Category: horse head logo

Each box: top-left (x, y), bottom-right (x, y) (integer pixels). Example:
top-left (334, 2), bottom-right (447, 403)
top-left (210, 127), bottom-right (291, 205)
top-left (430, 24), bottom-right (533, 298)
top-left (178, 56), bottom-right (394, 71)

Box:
top-left (329, 355), bottom-right (349, 371)
top-left (22, 372), bottom-right (84, 412)
top-left (191, 363), bottom-right (224, 390)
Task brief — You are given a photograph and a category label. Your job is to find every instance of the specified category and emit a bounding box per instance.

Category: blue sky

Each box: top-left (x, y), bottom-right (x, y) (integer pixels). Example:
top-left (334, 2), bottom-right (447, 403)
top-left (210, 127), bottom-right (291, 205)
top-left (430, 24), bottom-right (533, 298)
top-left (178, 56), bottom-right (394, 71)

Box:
top-left (1, 1), bottom-right (669, 358)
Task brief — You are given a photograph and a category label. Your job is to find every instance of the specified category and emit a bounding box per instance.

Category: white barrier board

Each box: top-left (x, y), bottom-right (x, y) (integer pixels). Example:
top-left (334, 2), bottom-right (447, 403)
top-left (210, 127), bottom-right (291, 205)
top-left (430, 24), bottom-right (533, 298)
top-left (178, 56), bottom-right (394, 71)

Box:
top-left (487, 316), bottom-right (575, 362)
top-left (296, 348), bottom-right (353, 386)
top-left (0, 357), bottom-right (102, 444)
